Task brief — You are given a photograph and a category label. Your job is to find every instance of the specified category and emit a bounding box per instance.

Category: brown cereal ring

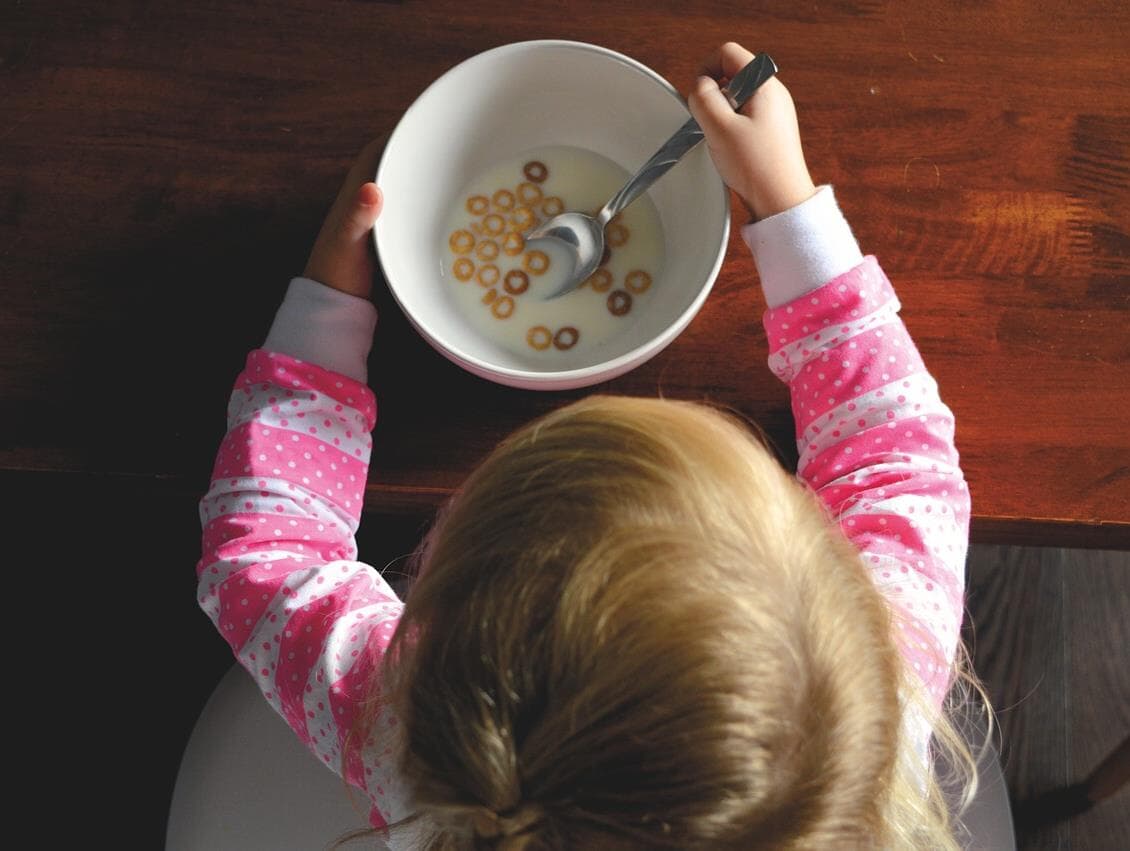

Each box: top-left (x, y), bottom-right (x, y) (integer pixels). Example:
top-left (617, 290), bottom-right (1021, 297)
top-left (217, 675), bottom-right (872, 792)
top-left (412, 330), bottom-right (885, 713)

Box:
top-left (503, 269), bottom-right (530, 295)
top-left (517, 181), bottom-right (543, 206)
top-left (491, 189), bottom-right (515, 211)
top-left (470, 220), bottom-right (485, 235)
top-left (584, 268), bottom-right (613, 292)
top-left (452, 257), bottom-right (475, 282)
top-left (491, 295), bottom-right (515, 319)
top-left (476, 263), bottom-right (500, 287)
top-left (606, 222), bottom-right (630, 247)
top-left (502, 231), bottom-right (525, 256)
top-left (449, 229), bottom-right (475, 254)
top-left (526, 325), bottom-right (552, 350)
top-left (607, 289), bottom-right (633, 316)
top-left (523, 250), bottom-right (550, 275)
top-left (482, 213), bottom-right (505, 236)
top-left (510, 206), bottom-right (536, 231)
top-left (541, 196), bottom-right (564, 217)
top-left (553, 326), bottom-right (579, 350)
top-left (481, 288), bottom-right (498, 305)
top-left (475, 240), bottom-right (500, 261)
top-left (523, 161), bottom-right (548, 183)
top-left (625, 269), bottom-right (652, 294)
top-left (466, 195), bottom-right (489, 215)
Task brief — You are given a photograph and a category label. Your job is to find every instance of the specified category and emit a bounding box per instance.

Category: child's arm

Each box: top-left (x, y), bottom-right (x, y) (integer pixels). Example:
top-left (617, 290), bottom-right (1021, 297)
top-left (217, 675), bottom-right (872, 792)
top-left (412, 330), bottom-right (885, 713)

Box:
top-left (195, 142), bottom-right (412, 828)
top-left (690, 44), bottom-right (970, 710)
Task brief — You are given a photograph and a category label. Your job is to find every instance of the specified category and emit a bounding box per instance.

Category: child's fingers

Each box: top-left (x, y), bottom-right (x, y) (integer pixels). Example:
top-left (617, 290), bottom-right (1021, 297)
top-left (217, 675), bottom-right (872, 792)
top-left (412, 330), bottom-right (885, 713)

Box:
top-left (303, 182), bottom-right (381, 297)
top-left (340, 183), bottom-right (382, 241)
top-left (687, 75), bottom-right (740, 137)
top-left (699, 41), bottom-right (757, 83)
top-left (357, 181), bottom-right (382, 213)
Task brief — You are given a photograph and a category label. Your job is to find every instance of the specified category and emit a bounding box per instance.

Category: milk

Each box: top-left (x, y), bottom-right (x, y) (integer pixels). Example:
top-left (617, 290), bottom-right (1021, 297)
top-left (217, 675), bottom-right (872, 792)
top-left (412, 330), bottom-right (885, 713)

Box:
top-left (440, 145), bottom-right (665, 363)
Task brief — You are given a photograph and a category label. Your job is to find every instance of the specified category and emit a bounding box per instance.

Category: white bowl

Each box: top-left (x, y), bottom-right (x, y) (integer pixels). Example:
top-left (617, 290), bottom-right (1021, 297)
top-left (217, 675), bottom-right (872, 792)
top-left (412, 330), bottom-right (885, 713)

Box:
top-left (374, 40), bottom-right (730, 390)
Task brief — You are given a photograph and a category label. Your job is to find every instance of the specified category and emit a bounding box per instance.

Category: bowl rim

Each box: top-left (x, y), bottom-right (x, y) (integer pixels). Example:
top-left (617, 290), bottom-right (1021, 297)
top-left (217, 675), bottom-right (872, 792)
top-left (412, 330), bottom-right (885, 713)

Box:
top-left (373, 38), bottom-right (731, 389)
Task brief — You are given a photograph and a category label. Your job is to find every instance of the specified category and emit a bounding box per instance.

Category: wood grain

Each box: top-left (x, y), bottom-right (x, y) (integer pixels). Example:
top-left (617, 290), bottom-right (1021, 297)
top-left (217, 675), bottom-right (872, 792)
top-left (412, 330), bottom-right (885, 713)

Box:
top-left (2, 1), bottom-right (1128, 547)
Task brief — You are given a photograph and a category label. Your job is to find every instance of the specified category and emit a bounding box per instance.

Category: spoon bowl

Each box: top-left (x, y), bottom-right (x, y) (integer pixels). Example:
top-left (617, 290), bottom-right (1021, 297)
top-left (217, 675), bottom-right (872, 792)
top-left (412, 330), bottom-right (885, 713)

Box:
top-left (525, 210), bottom-right (607, 293)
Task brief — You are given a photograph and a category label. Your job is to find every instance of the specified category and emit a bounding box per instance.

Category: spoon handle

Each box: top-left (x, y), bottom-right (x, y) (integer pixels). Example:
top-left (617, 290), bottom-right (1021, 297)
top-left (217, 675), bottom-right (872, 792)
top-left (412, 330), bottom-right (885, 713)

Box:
top-left (597, 53), bottom-right (778, 225)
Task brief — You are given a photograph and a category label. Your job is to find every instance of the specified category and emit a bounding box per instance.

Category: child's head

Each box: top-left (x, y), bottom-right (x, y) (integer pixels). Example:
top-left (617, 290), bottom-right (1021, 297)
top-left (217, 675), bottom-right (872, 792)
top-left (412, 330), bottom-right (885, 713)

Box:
top-left (374, 396), bottom-right (967, 849)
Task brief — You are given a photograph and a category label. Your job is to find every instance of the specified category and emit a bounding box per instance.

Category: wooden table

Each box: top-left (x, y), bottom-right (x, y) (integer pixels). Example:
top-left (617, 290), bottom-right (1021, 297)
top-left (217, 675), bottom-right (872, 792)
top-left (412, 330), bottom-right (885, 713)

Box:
top-left (3, 0), bottom-right (1128, 549)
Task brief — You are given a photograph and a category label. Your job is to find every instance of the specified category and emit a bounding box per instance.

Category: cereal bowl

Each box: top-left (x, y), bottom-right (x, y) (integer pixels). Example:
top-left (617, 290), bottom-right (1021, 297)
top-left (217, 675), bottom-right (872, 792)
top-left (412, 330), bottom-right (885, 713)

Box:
top-left (374, 40), bottom-right (730, 390)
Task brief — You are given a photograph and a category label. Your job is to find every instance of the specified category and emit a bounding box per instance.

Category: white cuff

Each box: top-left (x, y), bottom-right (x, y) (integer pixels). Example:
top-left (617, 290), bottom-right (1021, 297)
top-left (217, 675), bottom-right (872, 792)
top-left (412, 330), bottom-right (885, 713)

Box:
top-left (740, 185), bottom-right (864, 307)
top-left (263, 277), bottom-right (378, 383)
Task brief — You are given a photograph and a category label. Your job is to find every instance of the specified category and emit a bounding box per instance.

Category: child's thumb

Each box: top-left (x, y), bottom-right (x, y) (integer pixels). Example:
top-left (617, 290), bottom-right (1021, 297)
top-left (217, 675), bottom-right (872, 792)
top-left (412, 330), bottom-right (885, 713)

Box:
top-left (342, 183), bottom-right (383, 240)
top-left (687, 75), bottom-right (737, 138)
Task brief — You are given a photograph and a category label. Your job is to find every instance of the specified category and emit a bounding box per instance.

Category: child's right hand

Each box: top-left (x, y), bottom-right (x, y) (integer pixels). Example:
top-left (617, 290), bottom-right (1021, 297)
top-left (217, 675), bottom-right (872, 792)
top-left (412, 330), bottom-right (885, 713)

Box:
top-left (687, 42), bottom-right (817, 221)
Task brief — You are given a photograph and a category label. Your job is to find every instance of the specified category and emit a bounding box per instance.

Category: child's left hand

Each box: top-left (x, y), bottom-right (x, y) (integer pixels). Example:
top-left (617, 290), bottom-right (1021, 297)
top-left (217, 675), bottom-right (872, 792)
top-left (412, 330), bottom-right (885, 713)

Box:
top-left (303, 136), bottom-right (387, 300)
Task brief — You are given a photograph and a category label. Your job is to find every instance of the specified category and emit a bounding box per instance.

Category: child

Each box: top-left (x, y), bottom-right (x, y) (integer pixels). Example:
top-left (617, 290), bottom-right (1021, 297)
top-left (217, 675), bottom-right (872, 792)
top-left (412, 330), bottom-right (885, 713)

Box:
top-left (197, 42), bottom-right (984, 849)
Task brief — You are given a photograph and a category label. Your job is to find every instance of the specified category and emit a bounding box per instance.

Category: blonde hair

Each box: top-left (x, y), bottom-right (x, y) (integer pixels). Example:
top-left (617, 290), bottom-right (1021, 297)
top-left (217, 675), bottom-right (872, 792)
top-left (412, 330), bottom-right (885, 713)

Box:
top-left (343, 395), bottom-right (986, 849)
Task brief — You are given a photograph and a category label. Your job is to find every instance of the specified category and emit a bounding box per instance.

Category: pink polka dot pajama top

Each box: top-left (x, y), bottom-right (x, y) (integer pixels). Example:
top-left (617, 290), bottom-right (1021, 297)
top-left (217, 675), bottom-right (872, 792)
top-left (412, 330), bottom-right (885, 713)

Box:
top-left (196, 186), bottom-right (970, 832)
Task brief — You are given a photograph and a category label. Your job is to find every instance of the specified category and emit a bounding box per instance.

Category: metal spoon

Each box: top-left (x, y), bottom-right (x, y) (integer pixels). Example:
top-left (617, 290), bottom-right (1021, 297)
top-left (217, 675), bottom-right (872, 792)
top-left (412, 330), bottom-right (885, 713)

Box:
top-left (527, 53), bottom-right (778, 300)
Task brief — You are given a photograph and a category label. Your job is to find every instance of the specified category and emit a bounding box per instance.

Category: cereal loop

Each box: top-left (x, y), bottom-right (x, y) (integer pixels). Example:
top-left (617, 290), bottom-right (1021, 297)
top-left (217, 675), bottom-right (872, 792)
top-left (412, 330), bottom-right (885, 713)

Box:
top-left (481, 288), bottom-right (498, 305)
top-left (607, 222), bottom-right (630, 247)
top-left (523, 250), bottom-right (550, 275)
top-left (466, 195), bottom-right (489, 216)
top-left (477, 264), bottom-right (500, 287)
top-left (584, 268), bottom-right (613, 293)
top-left (449, 230), bottom-right (475, 254)
top-left (625, 269), bottom-right (652, 294)
top-left (523, 161), bottom-right (548, 183)
top-left (607, 289), bottom-right (633, 316)
top-left (504, 269), bottom-right (530, 295)
top-left (510, 206), bottom-right (536, 231)
top-left (452, 257), bottom-right (475, 282)
top-left (491, 295), bottom-right (515, 319)
top-left (541, 196), bottom-right (564, 217)
top-left (502, 231), bottom-right (525, 256)
top-left (517, 182), bottom-right (543, 206)
top-left (483, 214), bottom-right (505, 236)
top-left (526, 325), bottom-right (552, 350)
top-left (475, 240), bottom-right (500, 261)
top-left (553, 326), bottom-right (579, 350)
top-left (492, 189), bottom-right (515, 211)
